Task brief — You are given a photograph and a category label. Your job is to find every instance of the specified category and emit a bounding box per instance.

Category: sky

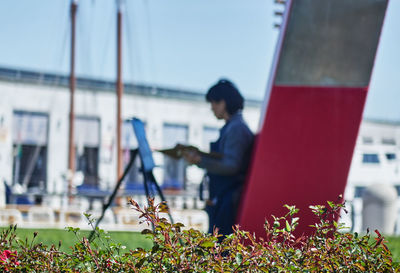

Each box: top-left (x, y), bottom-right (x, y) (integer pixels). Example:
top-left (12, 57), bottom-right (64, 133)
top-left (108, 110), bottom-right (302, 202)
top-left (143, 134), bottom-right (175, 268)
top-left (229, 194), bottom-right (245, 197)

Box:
top-left (0, 0), bottom-right (399, 121)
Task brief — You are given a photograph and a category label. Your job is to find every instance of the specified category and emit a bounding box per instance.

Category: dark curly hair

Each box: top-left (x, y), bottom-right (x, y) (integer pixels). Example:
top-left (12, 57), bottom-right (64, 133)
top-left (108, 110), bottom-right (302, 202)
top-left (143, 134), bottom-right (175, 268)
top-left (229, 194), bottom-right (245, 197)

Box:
top-left (205, 79), bottom-right (244, 115)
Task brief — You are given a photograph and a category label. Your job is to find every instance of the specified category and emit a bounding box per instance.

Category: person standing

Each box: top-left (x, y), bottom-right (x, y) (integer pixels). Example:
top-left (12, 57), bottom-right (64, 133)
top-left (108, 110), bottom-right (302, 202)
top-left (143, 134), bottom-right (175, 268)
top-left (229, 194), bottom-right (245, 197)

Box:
top-left (183, 79), bottom-right (254, 235)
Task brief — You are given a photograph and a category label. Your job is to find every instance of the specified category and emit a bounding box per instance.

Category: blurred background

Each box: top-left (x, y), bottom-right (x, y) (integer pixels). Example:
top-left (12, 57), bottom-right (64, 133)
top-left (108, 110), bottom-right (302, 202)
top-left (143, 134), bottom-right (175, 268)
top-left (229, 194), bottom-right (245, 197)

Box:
top-left (0, 0), bottom-right (399, 234)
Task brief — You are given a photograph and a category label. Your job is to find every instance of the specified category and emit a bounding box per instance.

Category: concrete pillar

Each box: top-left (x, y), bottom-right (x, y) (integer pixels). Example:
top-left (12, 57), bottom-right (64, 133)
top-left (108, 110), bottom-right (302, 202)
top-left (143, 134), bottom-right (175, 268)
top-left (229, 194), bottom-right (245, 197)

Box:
top-left (362, 184), bottom-right (397, 235)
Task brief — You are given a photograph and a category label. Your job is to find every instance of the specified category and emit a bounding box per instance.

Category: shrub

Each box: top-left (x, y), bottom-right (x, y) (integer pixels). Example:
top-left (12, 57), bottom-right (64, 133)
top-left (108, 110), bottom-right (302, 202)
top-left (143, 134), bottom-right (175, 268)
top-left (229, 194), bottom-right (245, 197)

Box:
top-left (0, 198), bottom-right (398, 272)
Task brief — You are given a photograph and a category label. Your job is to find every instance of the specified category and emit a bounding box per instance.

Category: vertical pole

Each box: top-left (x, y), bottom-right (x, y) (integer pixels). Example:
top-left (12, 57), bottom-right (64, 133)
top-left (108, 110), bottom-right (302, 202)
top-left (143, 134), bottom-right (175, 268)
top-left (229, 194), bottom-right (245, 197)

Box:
top-left (68, 0), bottom-right (78, 198)
top-left (116, 1), bottom-right (123, 181)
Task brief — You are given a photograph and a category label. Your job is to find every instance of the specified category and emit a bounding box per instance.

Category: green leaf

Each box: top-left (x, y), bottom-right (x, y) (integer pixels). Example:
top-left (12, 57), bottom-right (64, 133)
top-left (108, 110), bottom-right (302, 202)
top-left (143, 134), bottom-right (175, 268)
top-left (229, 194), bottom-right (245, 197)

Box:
top-left (285, 220), bottom-right (291, 232)
top-left (200, 240), bottom-right (215, 248)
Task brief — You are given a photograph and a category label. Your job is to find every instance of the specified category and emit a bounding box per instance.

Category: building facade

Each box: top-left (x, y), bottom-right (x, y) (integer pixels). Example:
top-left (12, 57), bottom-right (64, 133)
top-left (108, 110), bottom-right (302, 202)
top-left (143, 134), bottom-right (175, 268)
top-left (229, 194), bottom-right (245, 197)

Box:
top-left (1, 67), bottom-right (399, 211)
top-left (0, 67), bottom-right (261, 201)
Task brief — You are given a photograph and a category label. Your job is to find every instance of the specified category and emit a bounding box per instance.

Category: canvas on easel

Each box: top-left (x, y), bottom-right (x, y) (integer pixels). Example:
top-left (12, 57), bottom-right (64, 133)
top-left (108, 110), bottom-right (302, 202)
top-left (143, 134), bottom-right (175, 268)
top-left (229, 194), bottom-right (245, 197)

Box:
top-left (89, 118), bottom-right (173, 238)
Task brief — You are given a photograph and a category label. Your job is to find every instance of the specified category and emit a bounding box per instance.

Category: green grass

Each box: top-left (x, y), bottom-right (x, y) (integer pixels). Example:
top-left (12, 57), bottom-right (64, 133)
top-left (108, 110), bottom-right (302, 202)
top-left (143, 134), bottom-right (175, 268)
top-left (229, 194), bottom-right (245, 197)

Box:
top-left (1, 227), bottom-right (152, 253)
top-left (386, 236), bottom-right (400, 262)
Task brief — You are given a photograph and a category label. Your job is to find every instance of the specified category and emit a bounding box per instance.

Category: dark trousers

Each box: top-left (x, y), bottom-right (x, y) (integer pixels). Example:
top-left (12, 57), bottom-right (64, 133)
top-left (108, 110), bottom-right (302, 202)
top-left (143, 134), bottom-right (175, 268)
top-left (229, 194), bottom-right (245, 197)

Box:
top-left (206, 191), bottom-right (236, 236)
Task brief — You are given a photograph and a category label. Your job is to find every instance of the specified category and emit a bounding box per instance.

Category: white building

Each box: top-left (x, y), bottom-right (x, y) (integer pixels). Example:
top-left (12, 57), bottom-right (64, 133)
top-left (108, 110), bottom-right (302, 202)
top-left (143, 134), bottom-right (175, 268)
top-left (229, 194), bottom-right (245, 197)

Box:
top-left (345, 119), bottom-right (400, 233)
top-left (1, 67), bottom-right (399, 231)
top-left (348, 119), bottom-right (400, 191)
top-left (0, 67), bottom-right (261, 202)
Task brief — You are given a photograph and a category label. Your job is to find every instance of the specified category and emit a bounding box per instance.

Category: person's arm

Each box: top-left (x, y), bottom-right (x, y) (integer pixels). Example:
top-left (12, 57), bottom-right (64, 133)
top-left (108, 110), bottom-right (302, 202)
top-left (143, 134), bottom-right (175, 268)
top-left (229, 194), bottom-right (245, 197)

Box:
top-left (198, 126), bottom-right (250, 176)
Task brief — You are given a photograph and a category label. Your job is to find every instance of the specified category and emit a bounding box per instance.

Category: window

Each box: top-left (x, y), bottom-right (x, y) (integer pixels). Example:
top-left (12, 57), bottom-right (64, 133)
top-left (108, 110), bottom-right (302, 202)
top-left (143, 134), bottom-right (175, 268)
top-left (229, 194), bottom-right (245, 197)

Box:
top-left (75, 117), bottom-right (100, 187)
top-left (382, 138), bottom-right (396, 145)
top-left (362, 136), bottom-right (373, 144)
top-left (362, 153), bottom-right (380, 164)
top-left (395, 185), bottom-right (400, 197)
top-left (162, 123), bottom-right (188, 190)
top-left (12, 111), bottom-right (48, 190)
top-left (386, 153), bottom-right (397, 161)
top-left (354, 186), bottom-right (366, 198)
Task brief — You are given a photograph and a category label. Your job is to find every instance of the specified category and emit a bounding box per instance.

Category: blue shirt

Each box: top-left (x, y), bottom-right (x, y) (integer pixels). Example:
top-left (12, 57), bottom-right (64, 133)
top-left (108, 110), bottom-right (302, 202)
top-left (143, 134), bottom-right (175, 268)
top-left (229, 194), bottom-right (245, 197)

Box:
top-left (198, 112), bottom-right (254, 196)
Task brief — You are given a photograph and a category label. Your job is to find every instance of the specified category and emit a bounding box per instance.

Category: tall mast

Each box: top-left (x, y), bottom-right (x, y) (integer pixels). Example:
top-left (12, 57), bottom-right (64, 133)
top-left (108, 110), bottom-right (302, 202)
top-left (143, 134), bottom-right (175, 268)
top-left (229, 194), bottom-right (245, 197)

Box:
top-left (68, 0), bottom-right (78, 197)
top-left (116, 0), bottom-right (124, 180)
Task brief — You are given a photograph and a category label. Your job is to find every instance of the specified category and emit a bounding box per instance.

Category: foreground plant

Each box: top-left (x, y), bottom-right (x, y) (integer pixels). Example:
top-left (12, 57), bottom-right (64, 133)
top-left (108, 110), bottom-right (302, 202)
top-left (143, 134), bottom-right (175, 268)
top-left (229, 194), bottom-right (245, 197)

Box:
top-left (0, 198), bottom-right (398, 272)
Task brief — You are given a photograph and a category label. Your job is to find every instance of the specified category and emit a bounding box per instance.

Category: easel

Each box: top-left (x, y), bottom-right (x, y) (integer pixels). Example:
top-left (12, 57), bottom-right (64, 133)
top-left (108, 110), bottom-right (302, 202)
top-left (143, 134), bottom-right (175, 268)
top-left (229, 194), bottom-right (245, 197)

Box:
top-left (89, 118), bottom-right (173, 241)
